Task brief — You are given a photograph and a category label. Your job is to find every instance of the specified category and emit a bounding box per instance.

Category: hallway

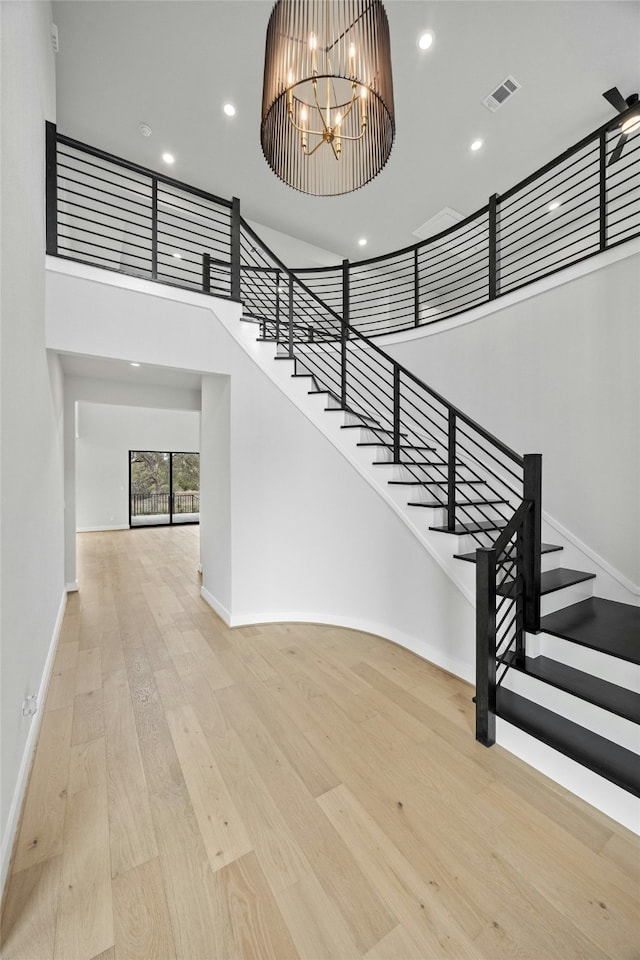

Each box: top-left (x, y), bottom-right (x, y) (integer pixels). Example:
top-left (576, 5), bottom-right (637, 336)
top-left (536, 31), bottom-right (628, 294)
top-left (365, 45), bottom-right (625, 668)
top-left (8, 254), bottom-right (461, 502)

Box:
top-left (1, 527), bottom-right (638, 959)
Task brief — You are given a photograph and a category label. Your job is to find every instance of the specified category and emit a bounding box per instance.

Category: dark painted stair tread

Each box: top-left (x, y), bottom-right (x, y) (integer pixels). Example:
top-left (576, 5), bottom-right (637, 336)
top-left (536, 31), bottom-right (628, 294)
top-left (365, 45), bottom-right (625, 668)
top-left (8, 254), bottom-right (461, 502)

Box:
top-left (540, 597), bottom-right (640, 665)
top-left (455, 542), bottom-right (563, 563)
top-left (504, 653), bottom-right (640, 723)
top-left (389, 479), bottom-right (485, 487)
top-left (430, 520), bottom-right (502, 535)
top-left (408, 498), bottom-right (507, 509)
top-left (495, 687), bottom-right (640, 797)
top-left (373, 460), bottom-right (464, 468)
top-left (497, 567), bottom-right (596, 599)
top-left (357, 442), bottom-right (435, 451)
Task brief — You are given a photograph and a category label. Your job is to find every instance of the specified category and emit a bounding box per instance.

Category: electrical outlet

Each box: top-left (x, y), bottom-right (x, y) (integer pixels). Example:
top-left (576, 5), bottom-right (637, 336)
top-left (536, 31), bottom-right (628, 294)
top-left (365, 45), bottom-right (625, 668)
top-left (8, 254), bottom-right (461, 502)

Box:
top-left (22, 695), bottom-right (38, 718)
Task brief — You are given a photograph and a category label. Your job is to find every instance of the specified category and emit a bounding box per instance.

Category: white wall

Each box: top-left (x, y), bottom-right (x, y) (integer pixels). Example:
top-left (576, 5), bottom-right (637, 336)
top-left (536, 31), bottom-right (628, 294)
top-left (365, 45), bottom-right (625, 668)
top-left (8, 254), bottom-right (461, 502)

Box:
top-left (75, 402), bottom-right (200, 530)
top-left (0, 1), bottom-right (63, 891)
top-left (246, 218), bottom-right (341, 269)
top-left (386, 254), bottom-right (640, 587)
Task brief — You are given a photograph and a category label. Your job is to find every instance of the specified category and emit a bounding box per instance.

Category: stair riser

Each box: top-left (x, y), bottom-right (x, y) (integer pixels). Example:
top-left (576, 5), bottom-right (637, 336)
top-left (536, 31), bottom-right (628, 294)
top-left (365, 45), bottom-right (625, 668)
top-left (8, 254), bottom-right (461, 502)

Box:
top-left (539, 580), bottom-right (594, 616)
top-left (495, 719), bottom-right (640, 834)
top-left (526, 632), bottom-right (640, 690)
top-left (501, 670), bottom-right (639, 753)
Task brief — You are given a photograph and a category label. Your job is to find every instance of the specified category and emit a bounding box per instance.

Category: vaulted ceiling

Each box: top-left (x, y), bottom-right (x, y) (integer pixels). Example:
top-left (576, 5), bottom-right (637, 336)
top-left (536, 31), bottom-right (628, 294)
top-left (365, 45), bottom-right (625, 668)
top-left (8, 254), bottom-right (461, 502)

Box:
top-left (53, 0), bottom-right (640, 262)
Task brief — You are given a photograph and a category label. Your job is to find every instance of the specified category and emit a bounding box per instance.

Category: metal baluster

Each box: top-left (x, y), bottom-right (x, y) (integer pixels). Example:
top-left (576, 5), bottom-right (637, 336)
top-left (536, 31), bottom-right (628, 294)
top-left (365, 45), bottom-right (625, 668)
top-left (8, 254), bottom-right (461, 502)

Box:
top-left (151, 177), bottom-right (158, 280)
top-left (231, 196), bottom-right (241, 300)
top-left (488, 193), bottom-right (499, 300)
top-left (341, 258), bottom-right (350, 409)
top-left (392, 366), bottom-right (401, 463)
top-left (599, 130), bottom-right (608, 251)
top-left (447, 410), bottom-right (457, 531)
top-left (202, 252), bottom-right (211, 294)
top-left (288, 274), bottom-right (294, 359)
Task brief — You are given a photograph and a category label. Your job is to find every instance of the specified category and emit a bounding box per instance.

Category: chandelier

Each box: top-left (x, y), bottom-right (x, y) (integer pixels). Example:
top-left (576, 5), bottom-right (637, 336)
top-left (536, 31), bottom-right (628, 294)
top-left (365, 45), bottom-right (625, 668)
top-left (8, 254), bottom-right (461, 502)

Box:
top-left (260, 0), bottom-right (395, 196)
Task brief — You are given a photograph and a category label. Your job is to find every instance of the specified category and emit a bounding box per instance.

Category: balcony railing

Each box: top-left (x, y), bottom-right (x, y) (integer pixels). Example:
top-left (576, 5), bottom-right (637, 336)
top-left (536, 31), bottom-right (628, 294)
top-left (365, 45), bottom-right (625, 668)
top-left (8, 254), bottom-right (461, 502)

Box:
top-left (46, 105), bottom-right (639, 337)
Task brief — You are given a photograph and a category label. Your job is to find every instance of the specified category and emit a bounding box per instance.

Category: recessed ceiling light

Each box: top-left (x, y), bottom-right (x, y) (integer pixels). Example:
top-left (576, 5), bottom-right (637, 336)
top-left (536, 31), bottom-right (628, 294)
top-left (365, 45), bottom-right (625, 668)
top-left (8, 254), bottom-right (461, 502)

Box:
top-left (358, 237), bottom-right (367, 246)
top-left (173, 252), bottom-right (182, 259)
top-left (418, 32), bottom-right (433, 50)
top-left (223, 103), bottom-right (236, 117)
top-left (130, 362), bottom-right (141, 367)
top-left (548, 200), bottom-right (562, 211)
top-left (162, 152), bottom-right (175, 164)
top-left (470, 139), bottom-right (483, 152)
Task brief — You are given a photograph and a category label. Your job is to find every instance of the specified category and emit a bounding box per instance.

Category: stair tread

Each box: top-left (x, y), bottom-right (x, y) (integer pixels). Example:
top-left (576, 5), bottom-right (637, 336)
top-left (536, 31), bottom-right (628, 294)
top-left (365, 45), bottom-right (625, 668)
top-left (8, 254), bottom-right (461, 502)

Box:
top-left (454, 543), bottom-right (563, 563)
top-left (506, 653), bottom-right (640, 723)
top-left (408, 499), bottom-right (507, 509)
top-left (497, 567), bottom-right (596, 599)
top-left (495, 687), bottom-right (640, 797)
top-left (357, 442), bottom-right (435, 451)
top-left (430, 520), bottom-right (502, 534)
top-left (374, 460), bottom-right (463, 468)
top-left (540, 597), bottom-right (640, 665)
top-left (389, 479), bottom-right (486, 487)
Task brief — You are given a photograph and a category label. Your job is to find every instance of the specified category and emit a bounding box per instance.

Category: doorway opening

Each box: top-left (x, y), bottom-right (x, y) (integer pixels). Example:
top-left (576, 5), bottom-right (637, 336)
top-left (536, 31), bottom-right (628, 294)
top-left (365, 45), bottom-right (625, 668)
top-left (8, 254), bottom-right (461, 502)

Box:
top-left (129, 450), bottom-right (200, 527)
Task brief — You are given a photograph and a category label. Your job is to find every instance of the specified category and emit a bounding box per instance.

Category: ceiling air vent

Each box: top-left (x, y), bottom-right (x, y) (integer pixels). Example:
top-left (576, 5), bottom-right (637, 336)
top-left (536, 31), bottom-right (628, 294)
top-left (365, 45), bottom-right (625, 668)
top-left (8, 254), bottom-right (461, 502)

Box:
top-left (483, 75), bottom-right (520, 112)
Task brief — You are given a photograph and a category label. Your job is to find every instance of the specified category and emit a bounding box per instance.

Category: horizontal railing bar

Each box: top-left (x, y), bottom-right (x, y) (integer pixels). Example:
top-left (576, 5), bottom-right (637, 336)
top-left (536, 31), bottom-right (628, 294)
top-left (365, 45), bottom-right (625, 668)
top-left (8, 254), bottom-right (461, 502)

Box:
top-left (58, 179), bottom-right (155, 214)
top-left (57, 132), bottom-right (232, 209)
top-left (499, 182), bottom-right (600, 241)
top-left (57, 148), bottom-right (152, 189)
top-left (57, 162), bottom-right (153, 202)
top-left (58, 211), bottom-right (151, 245)
top-left (500, 201), bottom-right (600, 256)
top-left (499, 149), bottom-right (598, 219)
top-left (501, 236), bottom-right (599, 287)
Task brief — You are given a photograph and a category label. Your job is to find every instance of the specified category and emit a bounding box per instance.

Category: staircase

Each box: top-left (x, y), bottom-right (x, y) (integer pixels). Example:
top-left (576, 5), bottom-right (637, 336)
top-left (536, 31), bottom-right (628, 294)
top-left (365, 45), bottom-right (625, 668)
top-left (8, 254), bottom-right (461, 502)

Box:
top-left (235, 216), bottom-right (640, 825)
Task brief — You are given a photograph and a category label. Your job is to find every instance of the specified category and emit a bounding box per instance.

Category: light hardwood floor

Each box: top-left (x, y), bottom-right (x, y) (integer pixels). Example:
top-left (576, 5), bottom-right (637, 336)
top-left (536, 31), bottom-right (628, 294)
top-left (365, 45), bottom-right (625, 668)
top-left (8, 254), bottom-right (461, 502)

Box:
top-left (2, 526), bottom-right (638, 959)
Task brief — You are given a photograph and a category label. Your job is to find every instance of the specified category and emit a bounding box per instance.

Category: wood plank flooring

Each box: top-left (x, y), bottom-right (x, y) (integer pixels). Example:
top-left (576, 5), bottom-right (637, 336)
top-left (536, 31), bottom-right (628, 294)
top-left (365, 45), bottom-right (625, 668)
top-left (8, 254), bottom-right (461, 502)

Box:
top-left (2, 526), bottom-right (638, 959)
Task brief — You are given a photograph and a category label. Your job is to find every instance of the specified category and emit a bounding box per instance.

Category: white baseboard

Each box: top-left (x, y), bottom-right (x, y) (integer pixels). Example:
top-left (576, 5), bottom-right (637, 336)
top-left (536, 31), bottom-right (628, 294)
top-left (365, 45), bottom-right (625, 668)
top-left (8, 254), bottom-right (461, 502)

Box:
top-left (198, 590), bottom-right (474, 685)
top-left (200, 586), bottom-right (232, 625)
top-left (0, 588), bottom-right (67, 898)
top-left (76, 525), bottom-right (129, 533)
top-left (543, 510), bottom-right (640, 598)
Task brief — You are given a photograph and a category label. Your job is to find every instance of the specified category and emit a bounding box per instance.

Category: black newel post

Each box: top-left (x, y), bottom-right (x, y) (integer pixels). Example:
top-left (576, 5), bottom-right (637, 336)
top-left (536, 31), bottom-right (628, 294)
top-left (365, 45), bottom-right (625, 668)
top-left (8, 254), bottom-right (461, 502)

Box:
top-left (523, 453), bottom-right (542, 633)
top-left (488, 193), bottom-right (500, 301)
top-left (45, 121), bottom-right (58, 256)
top-left (230, 196), bottom-right (241, 301)
top-left (476, 547), bottom-right (497, 746)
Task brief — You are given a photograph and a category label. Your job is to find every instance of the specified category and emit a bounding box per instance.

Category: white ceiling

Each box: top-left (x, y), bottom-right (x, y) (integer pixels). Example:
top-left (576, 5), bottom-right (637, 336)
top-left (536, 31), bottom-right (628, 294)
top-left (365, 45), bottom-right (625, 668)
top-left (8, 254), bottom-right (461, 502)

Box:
top-left (59, 353), bottom-right (204, 391)
top-left (52, 0), bottom-right (640, 262)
